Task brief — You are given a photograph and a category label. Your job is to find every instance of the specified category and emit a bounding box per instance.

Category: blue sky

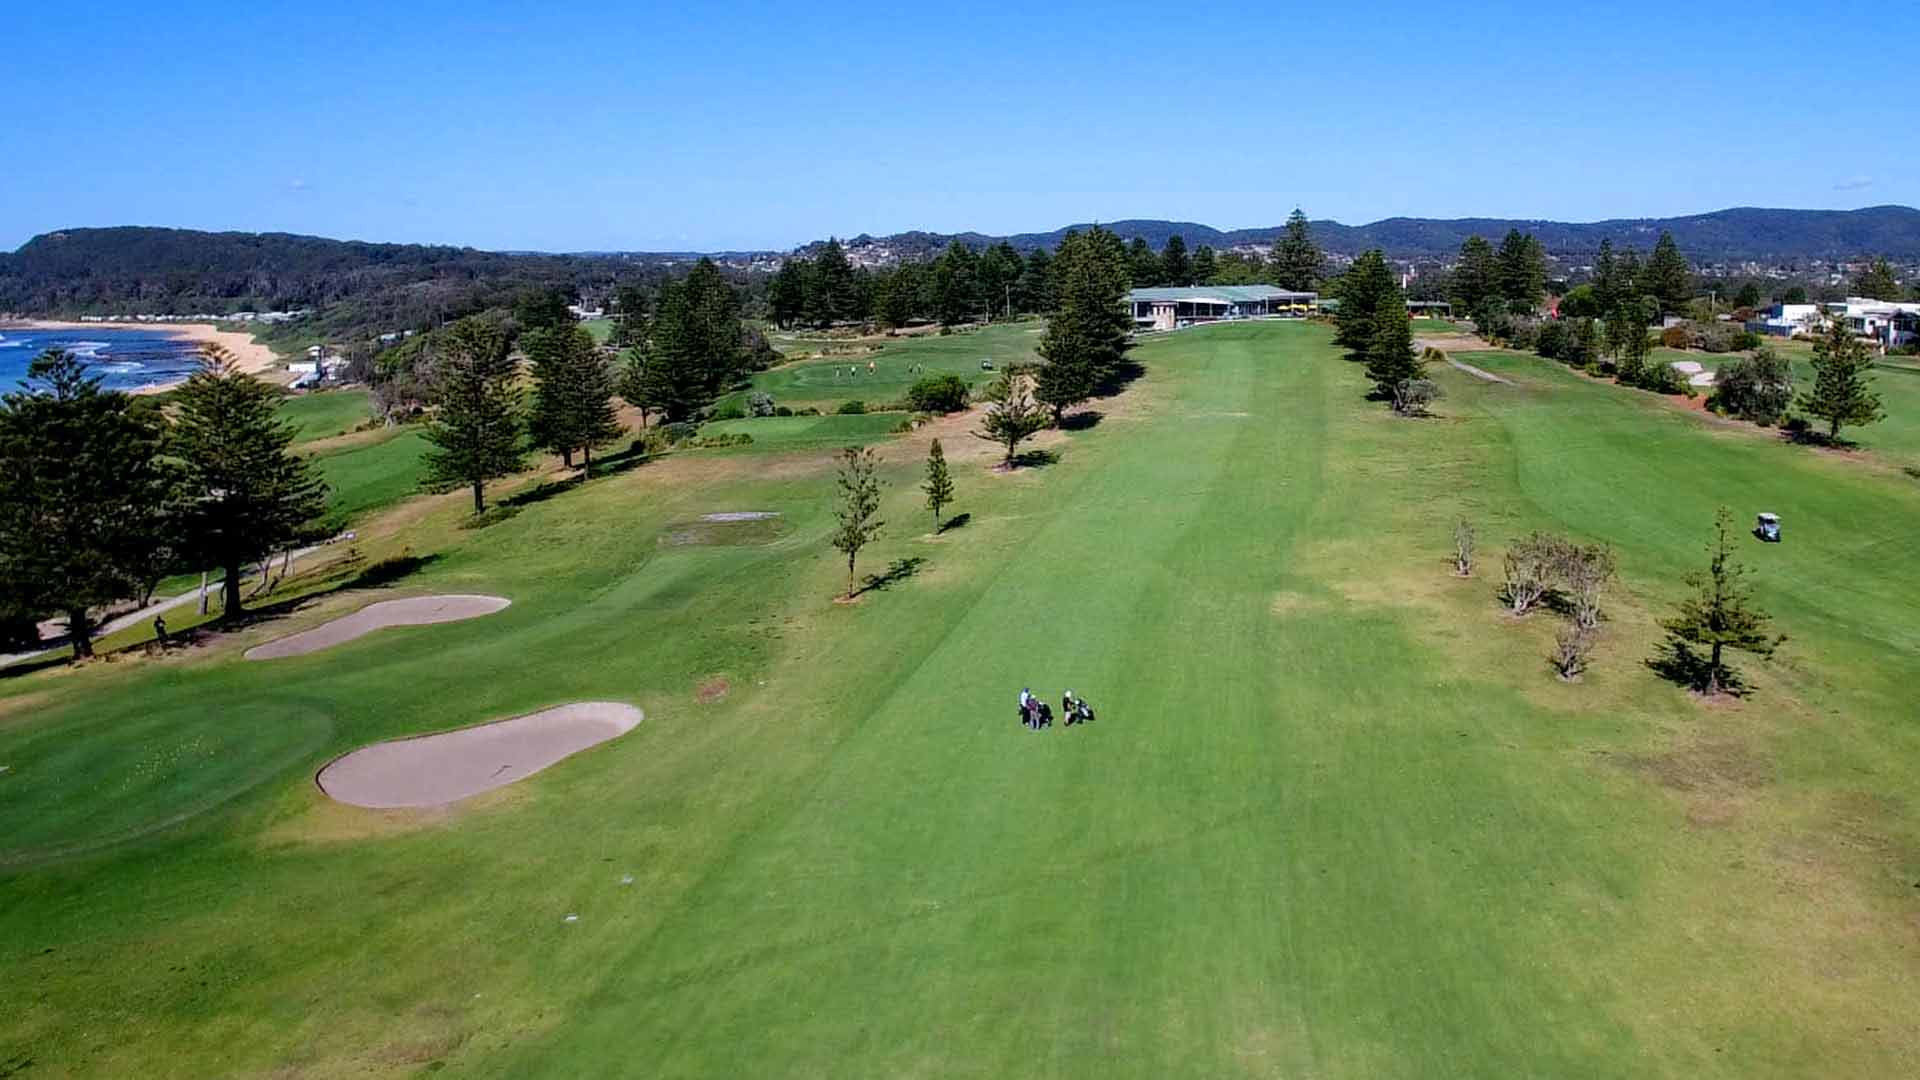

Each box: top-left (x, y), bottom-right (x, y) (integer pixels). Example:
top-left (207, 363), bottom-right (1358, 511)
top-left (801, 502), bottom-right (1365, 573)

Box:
top-left (1, 0), bottom-right (1909, 253)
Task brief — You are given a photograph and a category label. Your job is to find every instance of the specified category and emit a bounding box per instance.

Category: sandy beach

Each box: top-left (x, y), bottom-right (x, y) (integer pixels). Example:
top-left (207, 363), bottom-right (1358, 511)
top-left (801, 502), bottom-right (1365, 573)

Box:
top-left (5, 319), bottom-right (283, 385)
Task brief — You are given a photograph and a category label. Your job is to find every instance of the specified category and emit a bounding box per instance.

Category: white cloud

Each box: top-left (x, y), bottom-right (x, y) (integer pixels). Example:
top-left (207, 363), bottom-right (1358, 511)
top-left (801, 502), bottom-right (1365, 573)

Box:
top-left (288, 178), bottom-right (309, 193)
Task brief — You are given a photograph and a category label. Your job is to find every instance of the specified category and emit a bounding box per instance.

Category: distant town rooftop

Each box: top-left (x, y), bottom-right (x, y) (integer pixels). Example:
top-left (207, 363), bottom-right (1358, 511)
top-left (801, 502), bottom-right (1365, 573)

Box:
top-left (1127, 285), bottom-right (1318, 303)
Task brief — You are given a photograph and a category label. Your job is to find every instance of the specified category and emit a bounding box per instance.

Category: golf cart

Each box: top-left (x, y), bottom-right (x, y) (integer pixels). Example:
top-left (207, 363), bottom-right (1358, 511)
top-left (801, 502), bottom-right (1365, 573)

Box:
top-left (980, 358), bottom-right (994, 371)
top-left (1755, 512), bottom-right (1781, 543)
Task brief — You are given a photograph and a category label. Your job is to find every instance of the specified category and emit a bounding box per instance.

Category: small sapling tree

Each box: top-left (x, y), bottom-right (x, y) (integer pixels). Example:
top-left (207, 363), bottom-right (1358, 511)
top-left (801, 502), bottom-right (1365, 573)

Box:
top-left (1656, 507), bottom-right (1784, 695)
top-left (1452, 518), bottom-right (1476, 577)
top-left (1551, 623), bottom-right (1595, 681)
top-left (1500, 532), bottom-right (1567, 615)
top-left (922, 438), bottom-right (954, 533)
top-left (1797, 316), bottom-right (1883, 443)
top-left (830, 446), bottom-right (885, 599)
top-left (972, 367), bottom-right (1048, 468)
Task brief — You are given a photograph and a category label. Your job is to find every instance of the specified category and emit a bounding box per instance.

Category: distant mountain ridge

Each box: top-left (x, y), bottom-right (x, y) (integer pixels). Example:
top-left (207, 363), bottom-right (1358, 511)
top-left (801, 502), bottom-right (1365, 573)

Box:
top-left (826, 206), bottom-right (1920, 262)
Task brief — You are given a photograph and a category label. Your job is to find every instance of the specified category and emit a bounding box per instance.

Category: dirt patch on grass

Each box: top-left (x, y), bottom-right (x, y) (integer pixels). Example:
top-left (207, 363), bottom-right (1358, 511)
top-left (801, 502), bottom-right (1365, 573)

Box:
top-left (1619, 738), bottom-right (1773, 793)
top-left (246, 594), bottom-right (511, 660)
top-left (1269, 591), bottom-right (1333, 616)
top-left (317, 702), bottom-right (642, 808)
top-left (696, 676), bottom-right (730, 703)
top-left (660, 517), bottom-right (783, 547)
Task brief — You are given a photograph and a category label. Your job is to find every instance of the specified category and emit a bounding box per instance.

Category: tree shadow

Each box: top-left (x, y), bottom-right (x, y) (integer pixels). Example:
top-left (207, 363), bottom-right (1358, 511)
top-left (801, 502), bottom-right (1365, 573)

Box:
top-left (1009, 448), bottom-right (1060, 469)
top-left (1645, 640), bottom-right (1751, 697)
top-left (856, 556), bottom-right (926, 596)
top-left (347, 552), bottom-right (442, 589)
top-left (504, 477), bottom-right (582, 508)
top-left (1092, 358), bottom-right (1146, 398)
top-left (1058, 410), bottom-right (1103, 432)
top-left (588, 441), bottom-right (657, 478)
top-left (938, 512), bottom-right (972, 533)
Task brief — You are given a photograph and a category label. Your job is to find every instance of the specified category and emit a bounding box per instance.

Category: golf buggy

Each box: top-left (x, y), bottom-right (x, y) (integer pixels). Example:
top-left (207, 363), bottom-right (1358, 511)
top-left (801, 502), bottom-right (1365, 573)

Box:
top-left (1755, 512), bottom-right (1781, 543)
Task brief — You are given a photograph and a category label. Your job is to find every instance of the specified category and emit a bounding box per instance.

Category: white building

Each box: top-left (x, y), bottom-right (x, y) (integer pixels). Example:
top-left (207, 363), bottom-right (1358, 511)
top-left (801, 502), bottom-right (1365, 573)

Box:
top-left (1127, 285), bottom-right (1317, 331)
top-left (1747, 303), bottom-right (1822, 339)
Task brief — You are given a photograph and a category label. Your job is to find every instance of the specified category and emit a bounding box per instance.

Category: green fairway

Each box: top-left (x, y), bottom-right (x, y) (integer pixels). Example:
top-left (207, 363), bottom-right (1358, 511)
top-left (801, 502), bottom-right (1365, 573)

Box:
top-left (581, 318), bottom-right (615, 344)
top-left (696, 411), bottom-right (903, 451)
top-left (744, 321), bottom-right (1041, 410)
top-left (1646, 345), bottom-right (1920, 468)
top-left (278, 388), bottom-right (372, 444)
top-left (306, 429), bottom-right (431, 524)
top-left (5, 322), bottom-right (1920, 1076)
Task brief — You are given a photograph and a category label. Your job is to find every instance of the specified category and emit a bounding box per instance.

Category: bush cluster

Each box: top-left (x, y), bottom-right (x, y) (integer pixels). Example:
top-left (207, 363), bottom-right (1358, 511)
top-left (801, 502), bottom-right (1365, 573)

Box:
top-left (837, 400), bottom-right (868, 415)
top-left (905, 373), bottom-right (970, 414)
top-left (1708, 348), bottom-right (1794, 426)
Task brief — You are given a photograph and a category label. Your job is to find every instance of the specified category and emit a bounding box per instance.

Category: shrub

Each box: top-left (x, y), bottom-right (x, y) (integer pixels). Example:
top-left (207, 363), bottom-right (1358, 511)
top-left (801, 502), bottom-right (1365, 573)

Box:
top-left (891, 417), bottom-right (915, 433)
top-left (660, 421), bottom-right (698, 444)
top-left (686, 432), bottom-right (753, 449)
top-left (1551, 624), bottom-right (1596, 680)
top-left (1732, 330), bottom-right (1763, 352)
top-left (708, 402), bottom-right (746, 422)
top-left (1503, 317), bottom-right (1542, 351)
top-left (906, 373), bottom-right (970, 413)
top-left (1452, 519), bottom-right (1475, 577)
top-left (773, 405), bottom-right (793, 417)
top-left (747, 391), bottom-right (776, 417)
top-left (1710, 348), bottom-right (1794, 425)
top-left (1390, 378), bottom-right (1442, 416)
top-left (837, 400), bottom-right (867, 415)
top-left (1501, 532), bottom-right (1571, 615)
top-left (1534, 320), bottom-right (1570, 362)
top-left (1661, 326), bottom-right (1690, 349)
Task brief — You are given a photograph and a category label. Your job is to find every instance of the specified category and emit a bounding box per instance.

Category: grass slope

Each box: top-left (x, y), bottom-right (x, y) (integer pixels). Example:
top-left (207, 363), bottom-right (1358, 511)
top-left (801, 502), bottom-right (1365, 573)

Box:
top-left (3, 323), bottom-right (1919, 1077)
top-left (746, 321), bottom-right (1041, 410)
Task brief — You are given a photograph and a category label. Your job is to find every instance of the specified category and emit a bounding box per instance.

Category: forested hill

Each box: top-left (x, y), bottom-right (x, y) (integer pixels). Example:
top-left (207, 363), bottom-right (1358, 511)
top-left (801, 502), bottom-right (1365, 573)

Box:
top-left (851, 206), bottom-right (1920, 261)
top-left (0, 227), bottom-right (640, 318)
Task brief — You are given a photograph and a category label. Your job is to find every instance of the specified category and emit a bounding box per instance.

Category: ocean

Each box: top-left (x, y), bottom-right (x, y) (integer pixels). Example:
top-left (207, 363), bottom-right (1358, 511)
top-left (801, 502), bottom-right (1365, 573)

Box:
top-left (0, 327), bottom-right (207, 392)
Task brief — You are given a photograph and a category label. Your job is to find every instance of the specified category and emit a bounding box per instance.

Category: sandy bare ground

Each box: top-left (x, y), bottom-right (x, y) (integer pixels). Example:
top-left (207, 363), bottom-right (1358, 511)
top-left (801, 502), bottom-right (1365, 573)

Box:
top-left (1414, 335), bottom-right (1490, 354)
top-left (8, 319), bottom-right (282, 383)
top-left (316, 702), bottom-right (643, 808)
top-left (1448, 358), bottom-right (1514, 384)
top-left (245, 594), bottom-right (510, 660)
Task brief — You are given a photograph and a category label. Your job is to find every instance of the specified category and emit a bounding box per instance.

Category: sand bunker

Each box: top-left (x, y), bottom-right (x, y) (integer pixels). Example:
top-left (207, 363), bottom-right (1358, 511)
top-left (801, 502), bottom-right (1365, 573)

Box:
top-left (245, 594), bottom-right (510, 660)
top-left (317, 702), bottom-right (643, 808)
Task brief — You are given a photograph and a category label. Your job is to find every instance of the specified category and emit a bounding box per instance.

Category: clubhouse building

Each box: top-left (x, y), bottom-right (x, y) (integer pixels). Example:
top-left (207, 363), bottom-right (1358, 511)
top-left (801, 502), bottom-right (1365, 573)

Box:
top-left (1128, 285), bottom-right (1318, 331)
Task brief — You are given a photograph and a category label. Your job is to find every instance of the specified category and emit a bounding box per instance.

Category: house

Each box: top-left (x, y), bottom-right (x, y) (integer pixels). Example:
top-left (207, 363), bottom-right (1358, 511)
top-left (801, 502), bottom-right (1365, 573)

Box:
top-left (1746, 303), bottom-right (1822, 338)
top-left (1127, 285), bottom-right (1318, 331)
top-left (1832, 297), bottom-right (1920, 347)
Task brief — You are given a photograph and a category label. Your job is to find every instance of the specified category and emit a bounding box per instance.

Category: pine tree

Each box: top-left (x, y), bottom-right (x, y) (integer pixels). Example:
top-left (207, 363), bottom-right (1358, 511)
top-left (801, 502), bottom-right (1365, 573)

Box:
top-left (1161, 234), bottom-right (1192, 287)
top-left (1852, 256), bottom-right (1901, 301)
top-left (972, 367), bottom-right (1049, 468)
top-left (768, 259), bottom-right (808, 329)
top-left (1191, 244), bottom-right (1217, 285)
top-left (1034, 227), bottom-right (1131, 422)
top-left (0, 350), bottom-right (172, 657)
top-left (1019, 247), bottom-right (1055, 313)
top-left (526, 325), bottom-right (622, 470)
top-left (1798, 314), bottom-right (1884, 441)
top-left (1364, 284), bottom-right (1422, 405)
top-left (1592, 239), bottom-right (1620, 315)
top-left (173, 345), bottom-right (329, 619)
top-left (829, 446), bottom-right (885, 599)
top-left (525, 325), bottom-right (581, 468)
top-left (977, 242), bottom-right (1024, 320)
top-left (1128, 237), bottom-right (1161, 287)
top-left (640, 260), bottom-right (745, 420)
top-left (874, 266), bottom-right (915, 329)
top-left (1269, 209), bottom-right (1324, 291)
top-left (1335, 249), bottom-right (1396, 353)
top-left (1495, 229), bottom-right (1546, 311)
top-left (1659, 507), bottom-right (1782, 695)
top-left (814, 238), bottom-right (859, 324)
top-left (573, 337), bottom-right (624, 469)
top-left (422, 316), bottom-right (526, 514)
top-left (1644, 231), bottom-right (1692, 315)
top-left (922, 438), bottom-right (954, 533)
top-left (932, 241), bottom-right (979, 325)
top-left (1450, 235), bottom-right (1500, 316)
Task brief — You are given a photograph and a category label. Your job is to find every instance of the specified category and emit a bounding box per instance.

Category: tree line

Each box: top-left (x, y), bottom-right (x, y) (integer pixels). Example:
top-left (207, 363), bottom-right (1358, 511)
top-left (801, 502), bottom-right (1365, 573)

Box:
top-left (0, 348), bottom-right (329, 655)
